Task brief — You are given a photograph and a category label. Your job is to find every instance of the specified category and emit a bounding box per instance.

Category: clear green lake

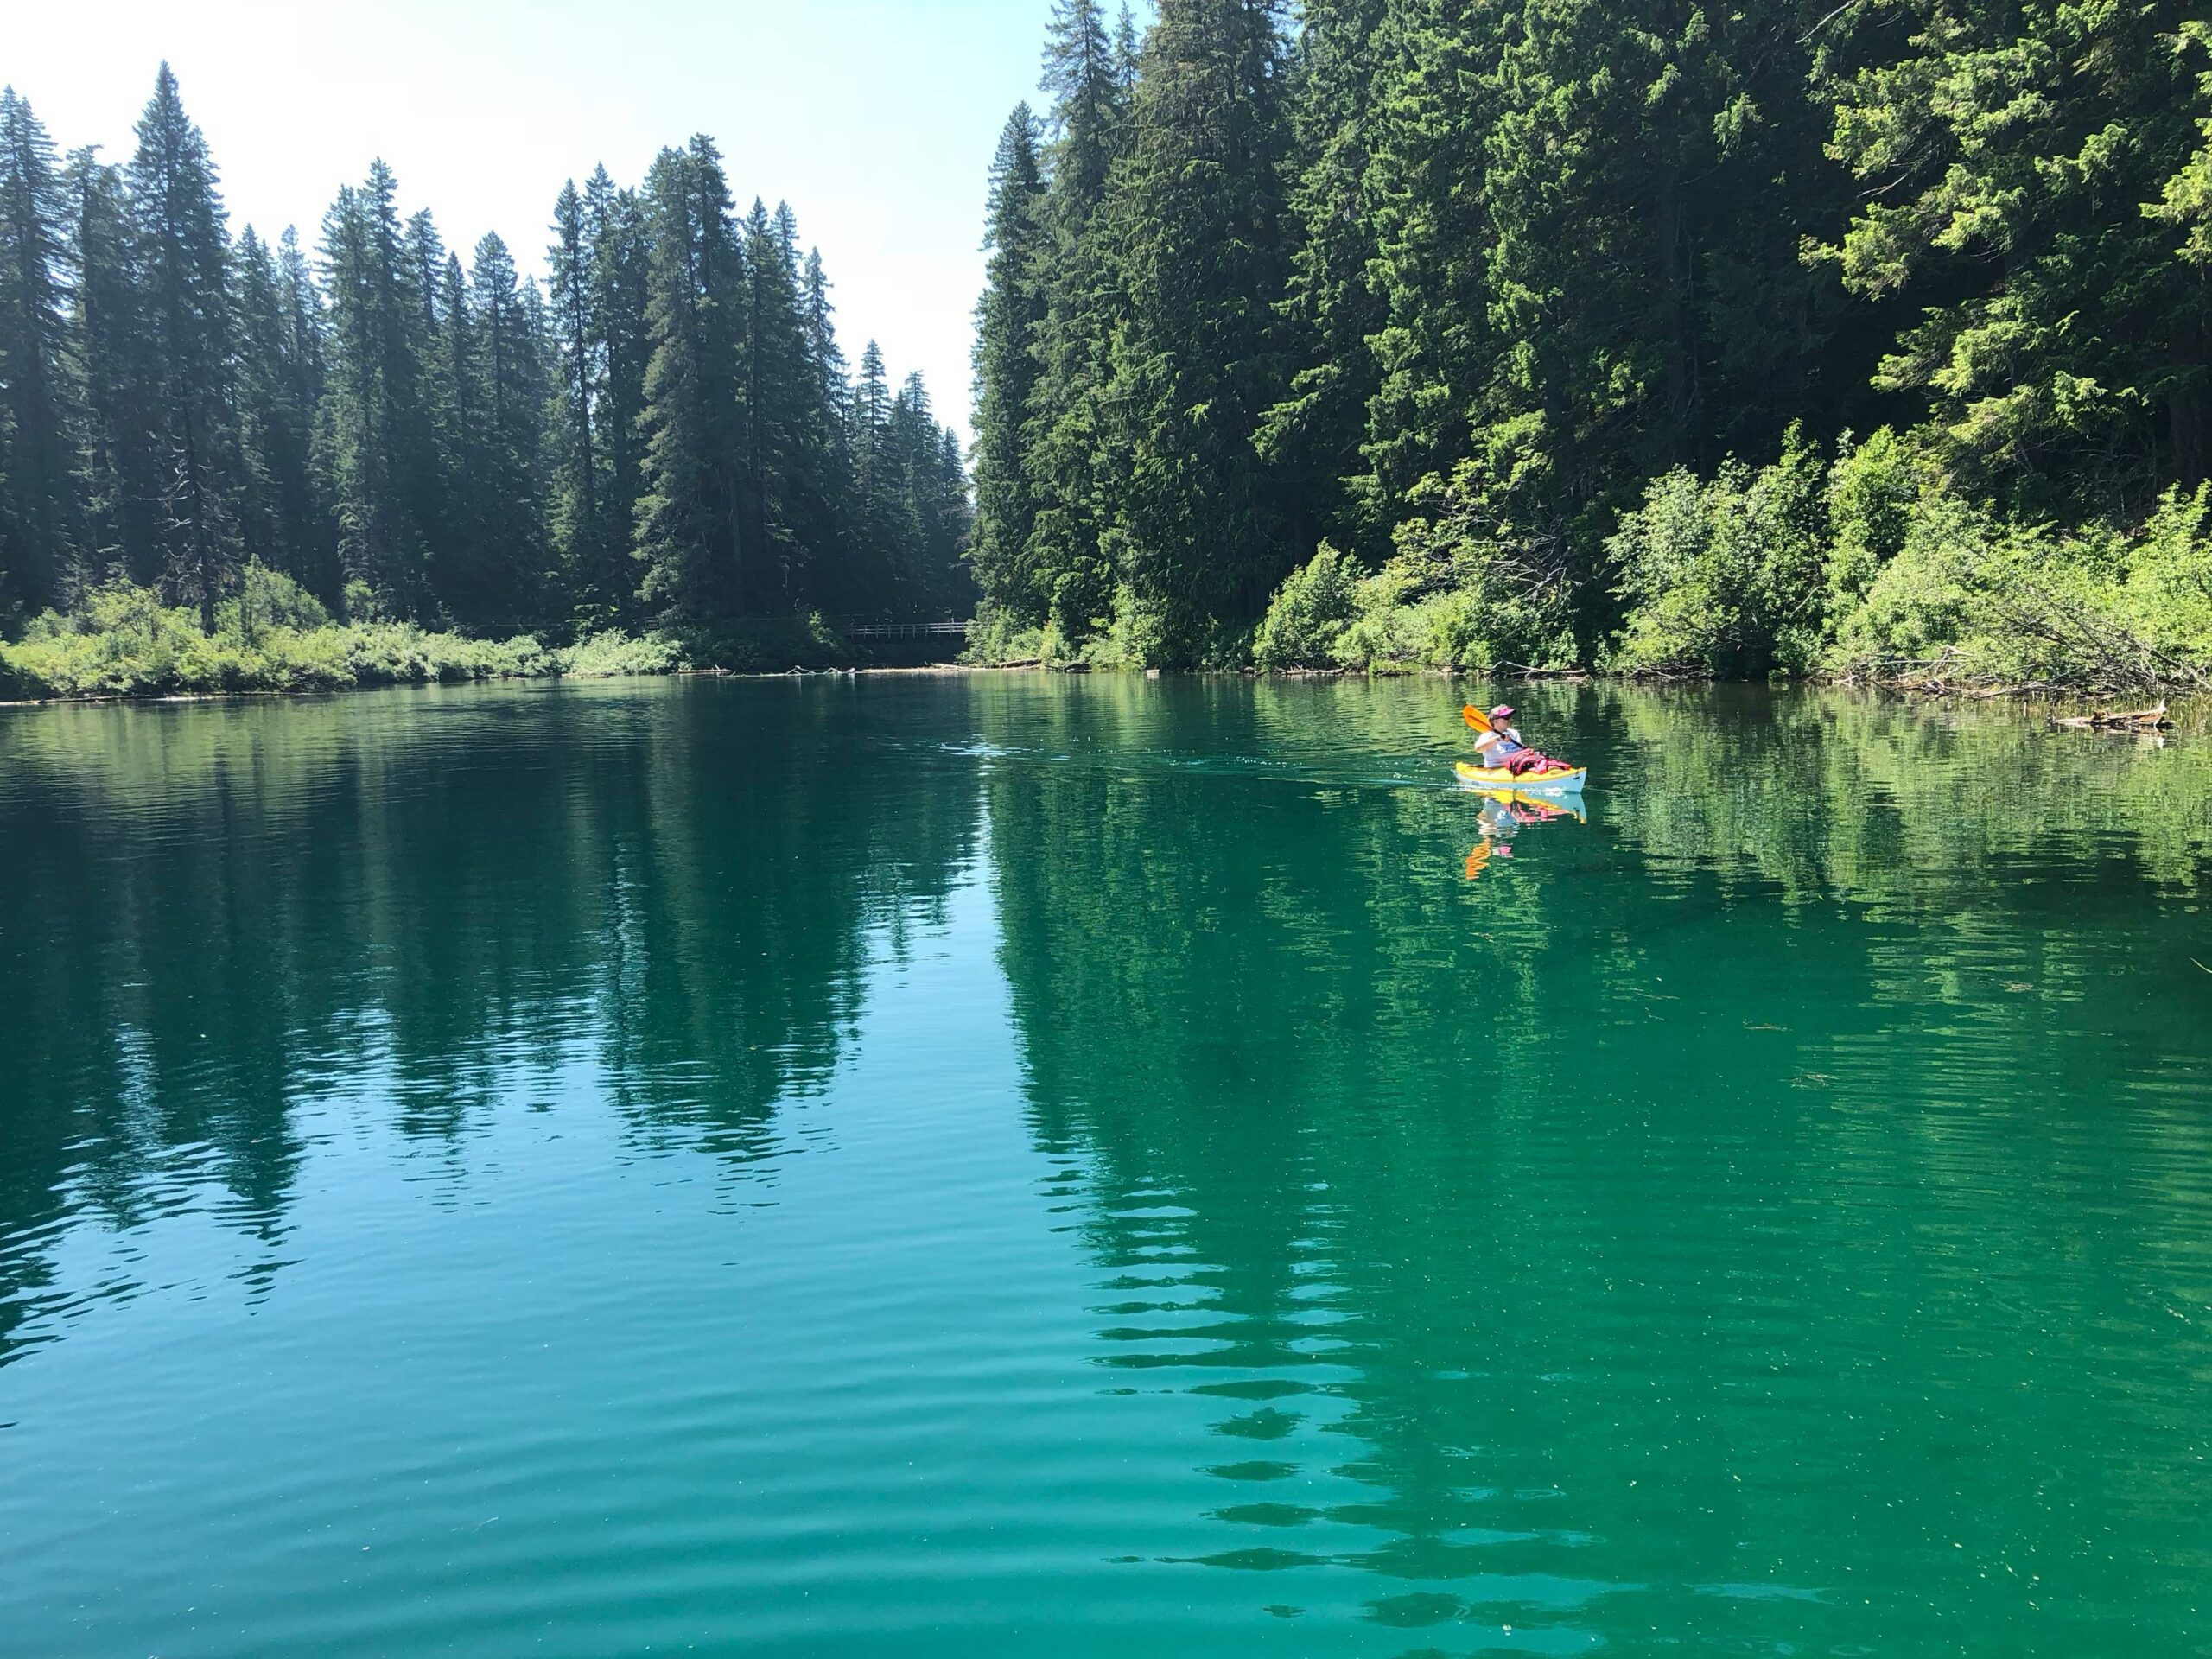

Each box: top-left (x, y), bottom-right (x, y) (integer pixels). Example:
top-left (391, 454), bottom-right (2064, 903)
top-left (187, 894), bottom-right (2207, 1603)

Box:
top-left (1, 674), bottom-right (2209, 1656)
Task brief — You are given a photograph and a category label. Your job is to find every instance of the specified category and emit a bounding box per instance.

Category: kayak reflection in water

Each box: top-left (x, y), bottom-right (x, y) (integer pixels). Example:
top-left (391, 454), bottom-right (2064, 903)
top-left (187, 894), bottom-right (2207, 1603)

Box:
top-left (1464, 788), bottom-right (1583, 883)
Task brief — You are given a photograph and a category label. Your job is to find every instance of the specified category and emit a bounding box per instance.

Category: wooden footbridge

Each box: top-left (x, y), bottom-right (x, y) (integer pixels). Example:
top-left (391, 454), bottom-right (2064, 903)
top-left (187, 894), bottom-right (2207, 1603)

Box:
top-left (838, 620), bottom-right (972, 641)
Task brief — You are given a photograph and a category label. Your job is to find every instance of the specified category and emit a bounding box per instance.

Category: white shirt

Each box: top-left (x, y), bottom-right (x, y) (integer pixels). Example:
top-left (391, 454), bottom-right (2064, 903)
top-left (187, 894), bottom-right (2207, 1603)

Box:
top-left (1473, 727), bottom-right (1524, 766)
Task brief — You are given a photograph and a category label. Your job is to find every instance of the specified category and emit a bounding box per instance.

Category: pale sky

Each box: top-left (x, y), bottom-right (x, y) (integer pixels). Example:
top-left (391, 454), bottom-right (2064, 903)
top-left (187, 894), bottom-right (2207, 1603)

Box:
top-left (4, 0), bottom-right (1068, 442)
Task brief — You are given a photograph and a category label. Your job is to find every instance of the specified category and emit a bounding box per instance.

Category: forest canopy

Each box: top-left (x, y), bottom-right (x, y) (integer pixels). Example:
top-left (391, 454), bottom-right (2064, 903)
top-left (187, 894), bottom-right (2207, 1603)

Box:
top-left (0, 67), bottom-right (970, 671)
top-left (969, 0), bottom-right (2212, 687)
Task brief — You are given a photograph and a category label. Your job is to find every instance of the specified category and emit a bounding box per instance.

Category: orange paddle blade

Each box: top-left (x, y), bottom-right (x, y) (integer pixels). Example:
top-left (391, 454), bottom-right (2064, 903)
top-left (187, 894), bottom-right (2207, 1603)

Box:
top-left (1461, 703), bottom-right (1493, 734)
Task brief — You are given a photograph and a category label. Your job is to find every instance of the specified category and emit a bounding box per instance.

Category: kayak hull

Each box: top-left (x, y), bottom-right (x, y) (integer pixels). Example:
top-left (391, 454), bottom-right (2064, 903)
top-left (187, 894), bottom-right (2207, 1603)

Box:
top-left (1454, 761), bottom-right (1586, 792)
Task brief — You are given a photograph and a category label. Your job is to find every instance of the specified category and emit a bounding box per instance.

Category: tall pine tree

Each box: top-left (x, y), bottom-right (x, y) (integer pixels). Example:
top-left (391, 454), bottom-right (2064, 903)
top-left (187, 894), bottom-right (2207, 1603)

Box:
top-left (129, 64), bottom-right (244, 630)
top-left (548, 177), bottom-right (602, 619)
top-left (1025, 0), bottom-right (1136, 644)
top-left (318, 162), bottom-right (435, 615)
top-left (969, 104), bottom-right (1047, 620)
top-left (230, 225), bottom-right (325, 590)
top-left (0, 89), bottom-right (79, 620)
top-left (67, 147), bottom-right (163, 588)
top-left (1104, 0), bottom-right (1294, 662)
top-left (635, 138), bottom-right (747, 626)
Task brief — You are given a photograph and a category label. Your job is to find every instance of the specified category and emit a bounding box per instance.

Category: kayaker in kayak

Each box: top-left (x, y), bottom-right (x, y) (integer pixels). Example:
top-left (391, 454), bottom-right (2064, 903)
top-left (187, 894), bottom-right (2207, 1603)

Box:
top-left (1457, 701), bottom-right (1582, 787)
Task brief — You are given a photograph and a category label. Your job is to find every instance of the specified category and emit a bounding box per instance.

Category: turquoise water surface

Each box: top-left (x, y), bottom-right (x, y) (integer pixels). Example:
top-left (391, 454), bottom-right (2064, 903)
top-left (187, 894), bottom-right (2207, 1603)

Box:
top-left (1, 675), bottom-right (2209, 1656)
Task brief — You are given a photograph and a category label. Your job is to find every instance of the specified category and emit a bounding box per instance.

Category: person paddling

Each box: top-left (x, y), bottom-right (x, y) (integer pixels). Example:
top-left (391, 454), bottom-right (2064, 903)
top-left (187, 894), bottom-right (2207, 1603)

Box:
top-left (1471, 704), bottom-right (1533, 772)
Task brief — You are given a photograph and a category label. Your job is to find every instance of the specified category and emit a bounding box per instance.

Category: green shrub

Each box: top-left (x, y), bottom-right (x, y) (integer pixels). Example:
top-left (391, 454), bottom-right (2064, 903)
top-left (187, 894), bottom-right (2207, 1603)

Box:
top-left (962, 603), bottom-right (1046, 664)
top-left (675, 612), bottom-right (852, 671)
top-left (556, 630), bottom-right (685, 677)
top-left (1084, 583), bottom-right (1171, 670)
top-left (1606, 425), bottom-right (1827, 677)
top-left (1326, 416), bottom-right (1581, 673)
top-left (1331, 579), bottom-right (1504, 673)
top-left (1824, 488), bottom-right (1993, 676)
top-left (1262, 515), bottom-right (1577, 676)
top-left (1825, 485), bottom-right (2212, 689)
top-left (2112, 486), bottom-right (2212, 667)
top-left (340, 578), bottom-right (384, 624)
top-left (223, 561), bottom-right (334, 638)
top-left (1253, 545), bottom-right (1359, 668)
top-left (1824, 428), bottom-right (1922, 615)
top-left (0, 582), bottom-right (690, 698)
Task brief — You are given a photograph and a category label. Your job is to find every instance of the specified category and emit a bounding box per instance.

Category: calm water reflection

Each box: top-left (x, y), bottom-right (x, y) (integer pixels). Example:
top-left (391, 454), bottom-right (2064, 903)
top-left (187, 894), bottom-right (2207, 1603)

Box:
top-left (1, 677), bottom-right (2207, 1656)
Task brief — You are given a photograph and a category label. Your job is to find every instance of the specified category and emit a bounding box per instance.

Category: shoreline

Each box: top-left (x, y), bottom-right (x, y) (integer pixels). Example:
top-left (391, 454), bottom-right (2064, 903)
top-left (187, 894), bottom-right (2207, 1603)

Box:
top-left (6, 657), bottom-right (2202, 737)
top-left (0, 660), bottom-right (987, 709)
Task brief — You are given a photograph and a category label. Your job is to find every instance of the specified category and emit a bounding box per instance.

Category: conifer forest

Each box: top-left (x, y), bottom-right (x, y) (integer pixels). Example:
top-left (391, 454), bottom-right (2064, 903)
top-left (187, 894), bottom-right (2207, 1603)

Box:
top-left (4, 2), bottom-right (2212, 696)
top-left (970, 0), bottom-right (2212, 689)
top-left (0, 67), bottom-right (969, 694)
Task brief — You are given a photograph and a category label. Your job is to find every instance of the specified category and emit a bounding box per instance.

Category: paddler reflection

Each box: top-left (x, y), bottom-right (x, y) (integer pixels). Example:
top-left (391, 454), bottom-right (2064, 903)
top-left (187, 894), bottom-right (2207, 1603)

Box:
top-left (1463, 787), bottom-right (1583, 882)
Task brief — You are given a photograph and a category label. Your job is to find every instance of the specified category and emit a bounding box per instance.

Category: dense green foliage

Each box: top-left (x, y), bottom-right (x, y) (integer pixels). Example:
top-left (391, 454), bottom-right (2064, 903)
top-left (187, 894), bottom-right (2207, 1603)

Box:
top-left (972, 0), bottom-right (2212, 683)
top-left (0, 563), bottom-right (690, 698)
top-left (0, 67), bottom-right (969, 671)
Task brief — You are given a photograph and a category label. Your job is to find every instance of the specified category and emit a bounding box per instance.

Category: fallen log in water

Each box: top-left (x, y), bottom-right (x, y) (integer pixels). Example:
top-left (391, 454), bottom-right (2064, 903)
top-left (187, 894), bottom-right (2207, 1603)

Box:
top-left (2050, 701), bottom-right (2171, 731)
top-left (1497, 662), bottom-right (1595, 679)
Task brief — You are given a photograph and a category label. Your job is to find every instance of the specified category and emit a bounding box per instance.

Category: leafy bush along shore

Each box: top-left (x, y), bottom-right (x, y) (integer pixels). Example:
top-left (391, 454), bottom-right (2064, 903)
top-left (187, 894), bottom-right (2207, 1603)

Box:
top-left (1614, 441), bottom-right (2212, 696)
top-left (969, 429), bottom-right (2212, 696)
top-left (0, 565), bottom-right (868, 700)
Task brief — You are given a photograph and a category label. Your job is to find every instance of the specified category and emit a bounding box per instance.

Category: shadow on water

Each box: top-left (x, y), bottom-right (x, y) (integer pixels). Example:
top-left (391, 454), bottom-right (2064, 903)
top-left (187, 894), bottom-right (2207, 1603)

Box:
top-left (0, 678), bottom-right (982, 1363)
top-left (976, 675), bottom-right (2212, 1649)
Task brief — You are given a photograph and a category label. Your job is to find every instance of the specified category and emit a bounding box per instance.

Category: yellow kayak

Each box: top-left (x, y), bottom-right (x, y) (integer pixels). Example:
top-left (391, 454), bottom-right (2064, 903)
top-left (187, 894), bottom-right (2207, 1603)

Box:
top-left (1454, 760), bottom-right (1586, 792)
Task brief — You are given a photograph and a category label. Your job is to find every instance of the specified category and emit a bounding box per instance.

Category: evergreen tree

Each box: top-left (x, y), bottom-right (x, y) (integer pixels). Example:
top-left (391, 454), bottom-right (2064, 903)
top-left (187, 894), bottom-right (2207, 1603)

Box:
top-left (799, 245), bottom-right (861, 607)
top-left (0, 88), bottom-right (79, 620)
top-left (1448, 0), bottom-right (1848, 649)
top-left (1256, 0), bottom-right (1390, 556)
top-left (271, 228), bottom-right (333, 596)
top-left (2153, 22), bottom-right (2212, 270)
top-left (1044, 0), bottom-right (1123, 204)
top-left (0, 71), bottom-right (970, 652)
top-left (1113, 3), bottom-right (1142, 91)
top-left (738, 198), bottom-right (809, 608)
top-left (1326, 0), bottom-right (1499, 530)
top-left (442, 232), bottom-right (544, 628)
top-left (801, 247), bottom-right (849, 418)
top-left (425, 248), bottom-right (479, 601)
top-left (1104, 0), bottom-right (1294, 661)
top-left (230, 225), bottom-right (324, 589)
top-left (129, 63), bottom-right (245, 630)
top-left (66, 146), bottom-right (163, 587)
top-left (937, 423), bottom-right (978, 614)
top-left (768, 202), bottom-right (847, 611)
top-left (888, 373), bottom-right (972, 613)
top-left (401, 207), bottom-right (461, 573)
top-left (584, 166), bottom-right (652, 625)
top-left (1024, 0), bottom-right (1138, 645)
top-left (848, 340), bottom-right (900, 613)
top-left (634, 138), bottom-right (747, 626)
top-left (969, 104), bottom-right (1047, 620)
top-left (1823, 0), bottom-right (2210, 505)
top-left (318, 162), bottom-right (434, 614)
top-left (548, 177), bottom-right (601, 618)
